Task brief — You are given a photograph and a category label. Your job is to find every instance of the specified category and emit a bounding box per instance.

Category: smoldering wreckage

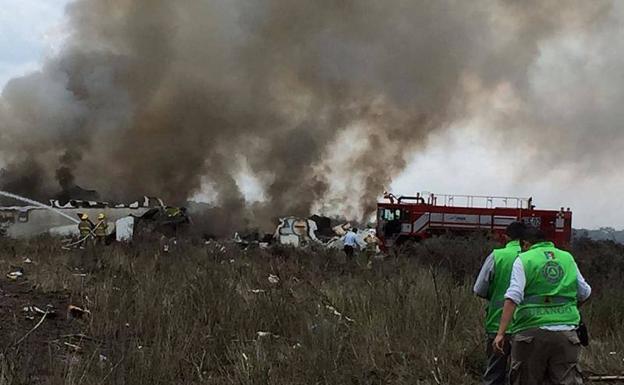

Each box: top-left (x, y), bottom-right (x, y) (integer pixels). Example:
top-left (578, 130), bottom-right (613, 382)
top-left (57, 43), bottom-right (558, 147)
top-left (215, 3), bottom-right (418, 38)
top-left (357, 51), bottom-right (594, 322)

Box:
top-left (0, 191), bottom-right (380, 253)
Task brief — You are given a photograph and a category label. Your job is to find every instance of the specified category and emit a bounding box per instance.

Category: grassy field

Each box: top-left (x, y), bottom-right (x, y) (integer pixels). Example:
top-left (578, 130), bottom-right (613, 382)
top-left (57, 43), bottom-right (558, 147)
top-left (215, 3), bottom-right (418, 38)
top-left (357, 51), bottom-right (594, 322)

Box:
top-left (0, 235), bottom-right (622, 384)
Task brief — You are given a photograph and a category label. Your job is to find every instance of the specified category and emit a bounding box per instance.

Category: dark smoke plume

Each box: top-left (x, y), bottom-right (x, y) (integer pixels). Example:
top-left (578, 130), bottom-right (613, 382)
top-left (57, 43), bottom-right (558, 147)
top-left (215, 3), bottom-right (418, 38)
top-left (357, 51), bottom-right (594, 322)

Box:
top-left (0, 0), bottom-right (615, 232)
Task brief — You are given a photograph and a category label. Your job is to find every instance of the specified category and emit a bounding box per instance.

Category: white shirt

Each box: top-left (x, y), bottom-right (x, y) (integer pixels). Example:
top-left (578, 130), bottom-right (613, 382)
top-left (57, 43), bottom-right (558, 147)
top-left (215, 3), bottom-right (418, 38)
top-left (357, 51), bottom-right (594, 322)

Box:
top-left (343, 231), bottom-right (358, 247)
top-left (473, 252), bottom-right (495, 299)
top-left (505, 258), bottom-right (591, 331)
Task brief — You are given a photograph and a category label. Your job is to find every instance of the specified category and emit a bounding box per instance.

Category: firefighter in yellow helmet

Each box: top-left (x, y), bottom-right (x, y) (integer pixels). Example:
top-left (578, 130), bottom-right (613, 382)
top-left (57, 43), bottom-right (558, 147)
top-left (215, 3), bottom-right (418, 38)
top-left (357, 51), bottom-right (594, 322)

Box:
top-left (94, 213), bottom-right (108, 245)
top-left (77, 213), bottom-right (93, 249)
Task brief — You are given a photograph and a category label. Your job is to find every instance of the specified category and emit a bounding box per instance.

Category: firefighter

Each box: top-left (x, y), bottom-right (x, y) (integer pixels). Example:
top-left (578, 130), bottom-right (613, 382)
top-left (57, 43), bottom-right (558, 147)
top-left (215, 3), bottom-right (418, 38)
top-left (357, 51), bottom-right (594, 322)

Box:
top-left (493, 226), bottom-right (591, 385)
top-left (165, 206), bottom-right (181, 218)
top-left (94, 213), bottom-right (108, 245)
top-left (473, 221), bottom-right (526, 385)
top-left (77, 213), bottom-right (93, 249)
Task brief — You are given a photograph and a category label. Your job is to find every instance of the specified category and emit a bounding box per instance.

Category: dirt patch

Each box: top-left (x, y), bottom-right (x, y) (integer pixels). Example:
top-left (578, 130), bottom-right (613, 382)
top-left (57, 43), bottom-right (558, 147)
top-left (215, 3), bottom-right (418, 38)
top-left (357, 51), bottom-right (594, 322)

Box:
top-left (0, 278), bottom-right (85, 380)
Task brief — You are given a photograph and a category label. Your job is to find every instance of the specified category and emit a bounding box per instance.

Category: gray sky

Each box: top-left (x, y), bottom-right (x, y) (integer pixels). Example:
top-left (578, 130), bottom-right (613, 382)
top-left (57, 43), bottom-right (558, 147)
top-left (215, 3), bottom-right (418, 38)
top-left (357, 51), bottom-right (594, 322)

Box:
top-left (0, 1), bottom-right (69, 86)
top-left (1, 1), bottom-right (622, 230)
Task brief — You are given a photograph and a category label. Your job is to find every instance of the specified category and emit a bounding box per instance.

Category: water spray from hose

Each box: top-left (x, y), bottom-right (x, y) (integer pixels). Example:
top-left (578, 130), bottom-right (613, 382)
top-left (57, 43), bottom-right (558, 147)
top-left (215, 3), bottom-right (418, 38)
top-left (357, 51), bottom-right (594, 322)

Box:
top-left (0, 190), bottom-right (79, 224)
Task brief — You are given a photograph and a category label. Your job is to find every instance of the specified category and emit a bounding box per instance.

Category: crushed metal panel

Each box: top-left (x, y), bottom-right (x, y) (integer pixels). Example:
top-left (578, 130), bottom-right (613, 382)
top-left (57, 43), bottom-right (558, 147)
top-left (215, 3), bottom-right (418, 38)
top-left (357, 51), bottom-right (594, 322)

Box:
top-left (275, 217), bottom-right (321, 246)
top-left (116, 216), bottom-right (135, 242)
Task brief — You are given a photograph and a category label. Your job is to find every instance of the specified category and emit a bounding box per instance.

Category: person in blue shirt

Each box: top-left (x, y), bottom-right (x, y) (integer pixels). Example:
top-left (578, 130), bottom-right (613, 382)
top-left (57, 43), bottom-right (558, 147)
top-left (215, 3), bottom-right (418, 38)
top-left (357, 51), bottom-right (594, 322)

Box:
top-left (343, 228), bottom-right (358, 258)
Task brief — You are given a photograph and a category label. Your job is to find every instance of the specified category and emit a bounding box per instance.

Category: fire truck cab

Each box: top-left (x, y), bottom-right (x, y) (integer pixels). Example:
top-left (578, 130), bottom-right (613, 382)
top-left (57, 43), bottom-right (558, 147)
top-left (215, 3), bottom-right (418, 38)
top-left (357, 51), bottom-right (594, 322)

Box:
top-left (377, 192), bottom-right (572, 250)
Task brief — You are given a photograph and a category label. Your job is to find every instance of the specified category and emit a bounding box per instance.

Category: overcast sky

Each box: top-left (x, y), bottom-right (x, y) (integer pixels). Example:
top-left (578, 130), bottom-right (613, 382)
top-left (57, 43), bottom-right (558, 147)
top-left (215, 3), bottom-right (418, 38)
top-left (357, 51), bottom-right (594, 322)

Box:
top-left (1, 1), bottom-right (621, 230)
top-left (0, 1), bottom-right (70, 87)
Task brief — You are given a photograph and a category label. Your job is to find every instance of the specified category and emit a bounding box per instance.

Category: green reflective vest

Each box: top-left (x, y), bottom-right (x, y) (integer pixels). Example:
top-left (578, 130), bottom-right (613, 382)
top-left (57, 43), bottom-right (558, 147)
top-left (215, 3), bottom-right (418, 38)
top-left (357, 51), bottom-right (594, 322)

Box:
top-left (512, 242), bottom-right (580, 333)
top-left (485, 240), bottom-right (521, 334)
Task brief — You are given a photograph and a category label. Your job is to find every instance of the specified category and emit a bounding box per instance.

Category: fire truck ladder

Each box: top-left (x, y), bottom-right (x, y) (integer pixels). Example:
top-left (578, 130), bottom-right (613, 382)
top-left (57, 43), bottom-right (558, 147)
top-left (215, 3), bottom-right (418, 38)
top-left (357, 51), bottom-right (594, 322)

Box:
top-left (423, 193), bottom-right (532, 209)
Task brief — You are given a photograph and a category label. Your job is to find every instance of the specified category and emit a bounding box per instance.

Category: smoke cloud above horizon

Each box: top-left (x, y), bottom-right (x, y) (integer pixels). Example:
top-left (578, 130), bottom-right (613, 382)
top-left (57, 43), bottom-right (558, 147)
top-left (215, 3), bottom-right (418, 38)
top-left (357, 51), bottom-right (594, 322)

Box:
top-left (0, 0), bottom-right (621, 231)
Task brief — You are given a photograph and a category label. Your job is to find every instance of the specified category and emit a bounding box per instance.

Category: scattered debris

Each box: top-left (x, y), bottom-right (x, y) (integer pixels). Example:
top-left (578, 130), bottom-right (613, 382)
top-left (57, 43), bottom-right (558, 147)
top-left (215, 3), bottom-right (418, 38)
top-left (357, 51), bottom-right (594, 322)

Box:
top-left (14, 310), bottom-right (49, 346)
top-left (249, 289), bottom-right (266, 294)
top-left (205, 240), bottom-right (227, 253)
top-left (61, 333), bottom-right (100, 343)
top-left (268, 274), bottom-right (280, 285)
top-left (6, 268), bottom-right (24, 280)
top-left (325, 305), bottom-right (355, 323)
top-left (23, 258), bottom-right (33, 264)
top-left (67, 305), bottom-right (91, 319)
top-left (232, 231), bottom-right (272, 250)
top-left (256, 331), bottom-right (273, 338)
top-left (332, 223), bottom-right (351, 236)
top-left (23, 304), bottom-right (56, 318)
top-left (326, 226), bottom-right (380, 253)
top-left (64, 342), bottom-right (82, 352)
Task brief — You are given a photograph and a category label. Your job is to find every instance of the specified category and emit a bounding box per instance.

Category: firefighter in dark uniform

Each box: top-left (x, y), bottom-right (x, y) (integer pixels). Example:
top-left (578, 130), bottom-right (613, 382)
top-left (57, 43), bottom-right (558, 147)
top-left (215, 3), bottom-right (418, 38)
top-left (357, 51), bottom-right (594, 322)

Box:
top-left (78, 213), bottom-right (93, 249)
top-left (94, 213), bottom-right (108, 245)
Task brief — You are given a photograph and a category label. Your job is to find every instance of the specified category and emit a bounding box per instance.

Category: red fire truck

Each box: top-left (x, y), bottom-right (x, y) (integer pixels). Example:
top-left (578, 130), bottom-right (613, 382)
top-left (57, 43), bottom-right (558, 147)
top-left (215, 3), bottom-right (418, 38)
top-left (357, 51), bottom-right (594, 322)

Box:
top-left (376, 192), bottom-right (572, 250)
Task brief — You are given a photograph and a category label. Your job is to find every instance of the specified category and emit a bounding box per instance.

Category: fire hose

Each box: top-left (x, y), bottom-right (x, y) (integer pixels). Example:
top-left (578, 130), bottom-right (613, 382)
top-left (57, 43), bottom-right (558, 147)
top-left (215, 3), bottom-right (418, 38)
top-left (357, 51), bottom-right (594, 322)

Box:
top-left (62, 221), bottom-right (105, 248)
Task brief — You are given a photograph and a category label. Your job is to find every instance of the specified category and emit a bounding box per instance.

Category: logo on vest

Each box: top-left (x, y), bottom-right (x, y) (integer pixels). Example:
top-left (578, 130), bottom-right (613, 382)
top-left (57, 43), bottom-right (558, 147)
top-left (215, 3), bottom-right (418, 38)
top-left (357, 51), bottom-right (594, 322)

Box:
top-left (542, 261), bottom-right (564, 284)
top-left (544, 251), bottom-right (555, 260)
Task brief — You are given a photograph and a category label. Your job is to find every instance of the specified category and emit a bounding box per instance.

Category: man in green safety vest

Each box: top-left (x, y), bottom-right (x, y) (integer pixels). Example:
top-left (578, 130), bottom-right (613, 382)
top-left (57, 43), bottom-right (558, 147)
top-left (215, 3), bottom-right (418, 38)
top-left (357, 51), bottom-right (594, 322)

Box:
top-left (493, 226), bottom-right (591, 385)
top-left (474, 221), bottom-right (527, 385)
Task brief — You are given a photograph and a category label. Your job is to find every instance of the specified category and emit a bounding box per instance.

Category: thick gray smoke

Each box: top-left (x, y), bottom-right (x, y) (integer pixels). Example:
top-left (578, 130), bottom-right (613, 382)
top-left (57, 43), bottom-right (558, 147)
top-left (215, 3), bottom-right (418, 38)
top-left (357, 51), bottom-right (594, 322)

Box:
top-left (0, 0), bottom-right (615, 231)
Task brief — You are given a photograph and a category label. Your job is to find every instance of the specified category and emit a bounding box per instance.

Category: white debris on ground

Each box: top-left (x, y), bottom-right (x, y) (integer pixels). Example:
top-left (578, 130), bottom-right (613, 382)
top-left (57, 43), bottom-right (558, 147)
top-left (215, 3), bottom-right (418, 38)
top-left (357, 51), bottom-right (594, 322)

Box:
top-left (268, 274), bottom-right (280, 285)
top-left (325, 304), bottom-right (355, 323)
top-left (22, 304), bottom-right (56, 319)
top-left (6, 270), bottom-right (24, 280)
top-left (256, 331), bottom-right (280, 339)
top-left (67, 305), bottom-right (91, 319)
top-left (205, 240), bottom-right (227, 253)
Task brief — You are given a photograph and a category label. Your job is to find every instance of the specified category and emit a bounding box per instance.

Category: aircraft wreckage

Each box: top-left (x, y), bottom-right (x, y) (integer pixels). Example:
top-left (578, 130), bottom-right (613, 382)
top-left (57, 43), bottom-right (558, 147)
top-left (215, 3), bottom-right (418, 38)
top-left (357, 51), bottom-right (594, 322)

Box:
top-left (0, 193), bottom-right (188, 241)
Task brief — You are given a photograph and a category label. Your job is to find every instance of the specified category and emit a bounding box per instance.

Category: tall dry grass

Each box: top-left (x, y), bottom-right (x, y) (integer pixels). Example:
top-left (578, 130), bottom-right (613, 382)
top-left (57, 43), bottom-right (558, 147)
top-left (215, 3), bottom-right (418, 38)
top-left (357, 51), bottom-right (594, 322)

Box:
top-left (0, 235), bottom-right (621, 384)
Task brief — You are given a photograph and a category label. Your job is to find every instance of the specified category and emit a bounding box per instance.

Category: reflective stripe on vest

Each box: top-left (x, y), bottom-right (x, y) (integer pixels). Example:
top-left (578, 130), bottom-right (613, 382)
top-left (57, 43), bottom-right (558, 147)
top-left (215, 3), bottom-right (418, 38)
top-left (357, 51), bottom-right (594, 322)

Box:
top-left (79, 221), bottom-right (91, 235)
top-left (511, 242), bottom-right (580, 333)
top-left (95, 222), bottom-right (108, 236)
top-left (522, 295), bottom-right (573, 305)
top-left (493, 295), bottom-right (574, 309)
